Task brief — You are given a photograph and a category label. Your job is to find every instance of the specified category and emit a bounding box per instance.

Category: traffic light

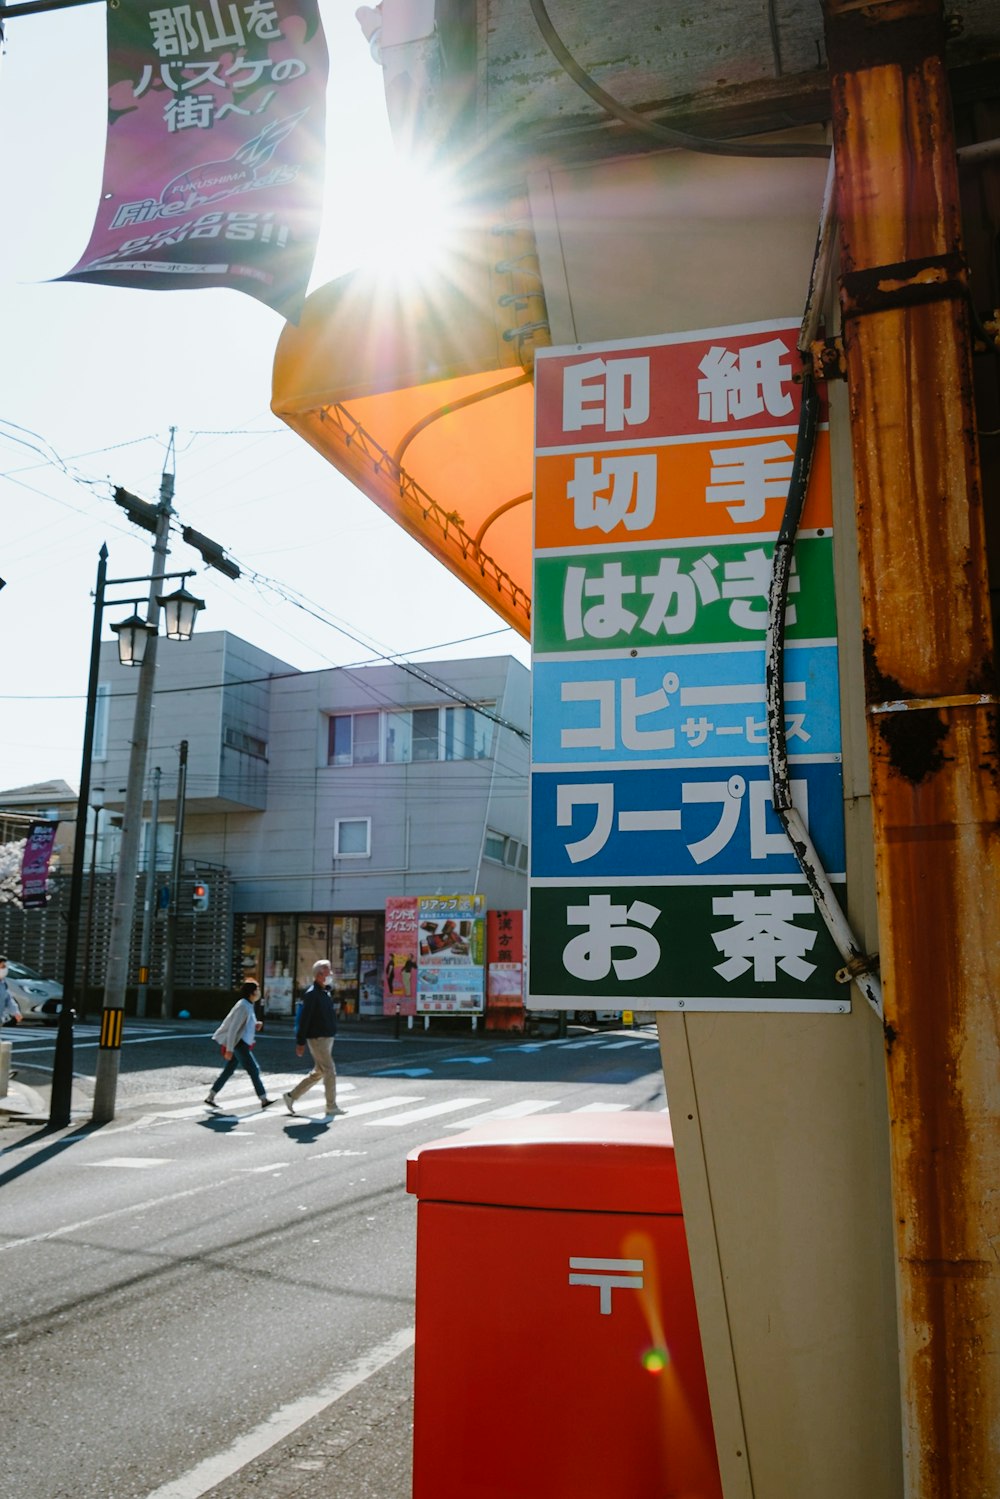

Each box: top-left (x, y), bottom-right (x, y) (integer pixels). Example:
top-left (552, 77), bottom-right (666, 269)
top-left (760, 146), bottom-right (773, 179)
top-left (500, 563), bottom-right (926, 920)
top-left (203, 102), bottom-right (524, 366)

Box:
top-left (192, 882), bottom-right (210, 913)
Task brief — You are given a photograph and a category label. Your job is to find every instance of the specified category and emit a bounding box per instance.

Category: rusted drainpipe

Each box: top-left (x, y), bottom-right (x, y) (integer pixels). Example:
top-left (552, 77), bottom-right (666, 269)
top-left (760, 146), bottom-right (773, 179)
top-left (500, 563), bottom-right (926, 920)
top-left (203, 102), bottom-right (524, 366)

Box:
top-left (823, 2), bottom-right (1000, 1493)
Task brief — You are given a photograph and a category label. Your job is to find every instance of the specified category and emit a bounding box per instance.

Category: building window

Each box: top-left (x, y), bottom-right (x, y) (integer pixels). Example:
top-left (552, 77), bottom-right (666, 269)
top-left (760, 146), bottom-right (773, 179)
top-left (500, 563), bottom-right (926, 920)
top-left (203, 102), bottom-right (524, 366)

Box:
top-left (411, 707), bottom-right (440, 761)
top-left (327, 704), bottom-right (496, 767)
top-left (335, 817), bottom-right (371, 857)
top-left (224, 725), bottom-right (267, 758)
top-left (353, 712), bottom-right (380, 765)
top-left (384, 710), bottom-right (412, 763)
top-left (484, 829), bottom-right (527, 868)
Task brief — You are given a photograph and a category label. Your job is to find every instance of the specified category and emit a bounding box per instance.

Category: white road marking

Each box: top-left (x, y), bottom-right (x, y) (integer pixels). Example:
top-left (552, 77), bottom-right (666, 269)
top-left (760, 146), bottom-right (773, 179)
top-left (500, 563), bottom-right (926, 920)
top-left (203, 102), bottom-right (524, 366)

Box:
top-left (366, 1097), bottom-right (490, 1127)
top-left (571, 1102), bottom-right (632, 1113)
top-left (0, 1178), bottom-right (234, 1255)
top-left (86, 1157), bottom-right (172, 1169)
top-left (142, 1325), bottom-right (416, 1499)
top-left (12, 1030), bottom-right (216, 1054)
top-left (339, 1095), bottom-right (423, 1118)
top-left (445, 1099), bottom-right (562, 1128)
top-left (602, 1038), bottom-right (653, 1049)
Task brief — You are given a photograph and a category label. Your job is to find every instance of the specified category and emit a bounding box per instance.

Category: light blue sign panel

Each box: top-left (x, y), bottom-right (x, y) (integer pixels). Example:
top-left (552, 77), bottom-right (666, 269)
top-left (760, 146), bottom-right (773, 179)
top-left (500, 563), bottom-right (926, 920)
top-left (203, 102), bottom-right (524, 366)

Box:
top-left (531, 761), bottom-right (845, 880)
top-left (531, 644), bottom-right (841, 765)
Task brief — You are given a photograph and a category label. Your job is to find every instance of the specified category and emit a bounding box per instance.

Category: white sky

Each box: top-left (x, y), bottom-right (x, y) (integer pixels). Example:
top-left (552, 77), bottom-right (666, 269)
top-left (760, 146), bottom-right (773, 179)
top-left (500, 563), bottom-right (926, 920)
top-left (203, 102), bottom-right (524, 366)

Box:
top-left (0, 1), bottom-right (531, 795)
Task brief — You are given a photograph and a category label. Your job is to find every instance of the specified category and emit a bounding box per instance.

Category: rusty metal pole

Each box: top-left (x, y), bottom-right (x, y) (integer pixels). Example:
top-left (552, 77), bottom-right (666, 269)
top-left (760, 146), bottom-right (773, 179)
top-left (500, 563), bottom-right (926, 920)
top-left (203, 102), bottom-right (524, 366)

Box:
top-left (824, 2), bottom-right (1000, 1492)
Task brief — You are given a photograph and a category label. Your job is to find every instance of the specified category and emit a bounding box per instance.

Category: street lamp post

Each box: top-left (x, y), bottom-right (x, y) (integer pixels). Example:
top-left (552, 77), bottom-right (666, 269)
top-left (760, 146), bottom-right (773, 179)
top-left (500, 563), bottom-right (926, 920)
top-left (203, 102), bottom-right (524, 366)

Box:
top-left (48, 542), bottom-right (204, 1129)
top-left (50, 547), bottom-right (109, 1128)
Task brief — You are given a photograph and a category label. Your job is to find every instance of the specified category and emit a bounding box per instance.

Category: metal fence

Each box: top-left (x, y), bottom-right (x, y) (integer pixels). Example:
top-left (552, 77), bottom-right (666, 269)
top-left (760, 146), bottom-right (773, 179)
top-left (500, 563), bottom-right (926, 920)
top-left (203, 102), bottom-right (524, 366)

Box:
top-left (0, 865), bottom-right (232, 997)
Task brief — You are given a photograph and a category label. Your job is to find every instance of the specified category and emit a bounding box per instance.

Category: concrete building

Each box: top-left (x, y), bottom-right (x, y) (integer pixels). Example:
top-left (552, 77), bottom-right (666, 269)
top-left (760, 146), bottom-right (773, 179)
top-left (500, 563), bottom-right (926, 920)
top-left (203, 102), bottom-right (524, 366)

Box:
top-left (95, 630), bottom-right (529, 1012)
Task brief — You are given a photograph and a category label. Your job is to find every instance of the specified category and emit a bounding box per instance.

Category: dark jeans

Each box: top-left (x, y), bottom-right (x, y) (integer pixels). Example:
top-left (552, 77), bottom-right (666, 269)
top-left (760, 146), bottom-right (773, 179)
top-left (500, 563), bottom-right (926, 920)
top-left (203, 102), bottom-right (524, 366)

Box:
top-left (211, 1040), bottom-right (266, 1099)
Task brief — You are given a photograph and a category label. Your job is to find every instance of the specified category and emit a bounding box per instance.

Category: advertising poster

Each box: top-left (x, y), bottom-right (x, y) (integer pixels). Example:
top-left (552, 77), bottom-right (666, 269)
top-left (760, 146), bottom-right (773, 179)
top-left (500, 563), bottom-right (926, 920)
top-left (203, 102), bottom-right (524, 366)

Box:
top-left (60, 0), bottom-right (328, 319)
top-left (383, 895), bottom-right (418, 1016)
top-left (416, 894), bottom-right (485, 1014)
top-left (529, 321), bottom-right (848, 1015)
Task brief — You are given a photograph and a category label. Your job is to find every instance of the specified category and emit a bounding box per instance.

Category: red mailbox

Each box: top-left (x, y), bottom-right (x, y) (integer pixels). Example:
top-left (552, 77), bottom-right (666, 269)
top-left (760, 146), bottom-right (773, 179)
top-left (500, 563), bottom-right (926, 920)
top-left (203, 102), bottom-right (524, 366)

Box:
top-left (407, 1113), bottom-right (722, 1499)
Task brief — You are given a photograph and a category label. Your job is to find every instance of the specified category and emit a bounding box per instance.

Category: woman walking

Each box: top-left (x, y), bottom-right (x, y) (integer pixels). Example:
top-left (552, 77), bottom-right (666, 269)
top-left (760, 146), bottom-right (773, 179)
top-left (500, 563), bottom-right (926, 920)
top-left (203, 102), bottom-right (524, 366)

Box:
top-left (206, 980), bottom-right (275, 1110)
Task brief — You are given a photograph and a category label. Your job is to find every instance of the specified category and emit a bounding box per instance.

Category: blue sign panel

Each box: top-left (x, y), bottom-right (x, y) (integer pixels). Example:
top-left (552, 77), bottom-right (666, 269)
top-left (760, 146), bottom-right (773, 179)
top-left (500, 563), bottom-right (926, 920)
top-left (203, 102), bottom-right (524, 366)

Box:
top-left (531, 644), bottom-right (842, 766)
top-left (530, 761), bottom-right (845, 881)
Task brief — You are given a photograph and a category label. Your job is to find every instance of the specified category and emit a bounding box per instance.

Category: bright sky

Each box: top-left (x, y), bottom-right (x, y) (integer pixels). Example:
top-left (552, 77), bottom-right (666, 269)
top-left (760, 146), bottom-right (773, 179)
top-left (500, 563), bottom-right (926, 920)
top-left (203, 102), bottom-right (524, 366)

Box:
top-left (0, 1), bottom-right (531, 795)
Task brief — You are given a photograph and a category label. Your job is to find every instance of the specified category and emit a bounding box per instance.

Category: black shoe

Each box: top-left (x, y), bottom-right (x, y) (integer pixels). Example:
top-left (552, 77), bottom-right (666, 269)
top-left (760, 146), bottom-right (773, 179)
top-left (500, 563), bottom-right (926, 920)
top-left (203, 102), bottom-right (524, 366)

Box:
top-left (205, 1094), bottom-right (219, 1108)
top-left (260, 1097), bottom-right (276, 1110)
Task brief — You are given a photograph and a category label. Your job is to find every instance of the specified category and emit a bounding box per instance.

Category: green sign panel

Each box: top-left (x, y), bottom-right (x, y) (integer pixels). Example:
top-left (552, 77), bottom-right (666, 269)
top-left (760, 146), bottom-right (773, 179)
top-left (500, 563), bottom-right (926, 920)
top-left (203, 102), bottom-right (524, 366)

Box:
top-left (533, 536), bottom-right (836, 654)
top-left (529, 883), bottom-right (847, 1011)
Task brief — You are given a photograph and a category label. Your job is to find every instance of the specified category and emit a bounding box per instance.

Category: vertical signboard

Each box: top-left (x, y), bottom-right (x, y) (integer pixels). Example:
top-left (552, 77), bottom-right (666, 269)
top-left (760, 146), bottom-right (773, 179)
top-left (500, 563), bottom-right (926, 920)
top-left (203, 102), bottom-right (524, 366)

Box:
top-left (416, 894), bottom-right (486, 1014)
top-left (383, 896), bottom-right (419, 1016)
top-left (486, 908), bottom-right (525, 1028)
top-left (529, 321), bottom-right (848, 1014)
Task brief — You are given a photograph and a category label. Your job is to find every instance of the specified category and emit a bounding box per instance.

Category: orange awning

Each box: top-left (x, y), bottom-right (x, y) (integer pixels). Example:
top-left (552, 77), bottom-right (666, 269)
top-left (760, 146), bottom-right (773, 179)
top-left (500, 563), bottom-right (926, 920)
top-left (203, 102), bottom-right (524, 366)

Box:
top-left (272, 227), bottom-right (547, 638)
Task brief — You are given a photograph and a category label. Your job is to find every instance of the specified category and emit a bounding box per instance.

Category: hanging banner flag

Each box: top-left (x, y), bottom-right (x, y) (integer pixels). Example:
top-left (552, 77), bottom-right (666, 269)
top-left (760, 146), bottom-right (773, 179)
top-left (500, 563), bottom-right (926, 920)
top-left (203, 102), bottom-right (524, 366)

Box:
top-left (21, 821), bottom-right (59, 909)
top-left (59, 0), bottom-right (328, 320)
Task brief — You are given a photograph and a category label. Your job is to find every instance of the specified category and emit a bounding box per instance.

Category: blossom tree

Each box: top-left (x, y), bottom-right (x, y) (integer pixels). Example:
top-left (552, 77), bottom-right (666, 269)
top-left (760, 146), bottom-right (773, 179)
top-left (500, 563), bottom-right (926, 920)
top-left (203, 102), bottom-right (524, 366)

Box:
top-left (0, 839), bottom-right (26, 908)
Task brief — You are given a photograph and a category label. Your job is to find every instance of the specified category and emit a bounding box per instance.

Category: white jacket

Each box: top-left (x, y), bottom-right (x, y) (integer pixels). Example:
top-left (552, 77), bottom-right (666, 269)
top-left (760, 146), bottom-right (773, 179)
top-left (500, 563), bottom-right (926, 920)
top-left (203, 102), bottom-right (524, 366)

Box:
top-left (212, 997), bottom-right (256, 1053)
top-left (0, 978), bottom-right (20, 1023)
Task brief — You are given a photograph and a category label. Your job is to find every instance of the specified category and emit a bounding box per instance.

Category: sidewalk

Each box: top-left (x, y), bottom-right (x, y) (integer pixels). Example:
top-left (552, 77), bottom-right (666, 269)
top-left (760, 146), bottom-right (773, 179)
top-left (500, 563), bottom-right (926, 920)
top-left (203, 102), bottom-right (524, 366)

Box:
top-left (0, 1065), bottom-right (93, 1129)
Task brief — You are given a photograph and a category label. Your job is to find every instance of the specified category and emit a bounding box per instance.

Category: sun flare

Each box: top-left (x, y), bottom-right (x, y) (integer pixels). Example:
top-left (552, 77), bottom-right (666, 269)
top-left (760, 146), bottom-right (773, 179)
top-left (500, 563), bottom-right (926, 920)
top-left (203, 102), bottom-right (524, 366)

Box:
top-left (360, 161), bottom-right (463, 287)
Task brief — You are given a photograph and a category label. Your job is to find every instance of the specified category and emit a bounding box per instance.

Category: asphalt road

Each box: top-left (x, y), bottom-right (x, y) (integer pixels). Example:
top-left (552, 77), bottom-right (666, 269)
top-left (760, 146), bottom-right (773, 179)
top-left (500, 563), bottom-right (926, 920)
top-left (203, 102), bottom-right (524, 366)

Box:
top-left (0, 1019), bottom-right (666, 1499)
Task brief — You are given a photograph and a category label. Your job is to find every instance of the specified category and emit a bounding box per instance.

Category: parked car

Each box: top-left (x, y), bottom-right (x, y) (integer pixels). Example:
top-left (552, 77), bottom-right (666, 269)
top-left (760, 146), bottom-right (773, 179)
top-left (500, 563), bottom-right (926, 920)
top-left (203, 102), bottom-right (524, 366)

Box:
top-left (3, 961), bottom-right (65, 1024)
top-left (525, 1008), bottom-right (622, 1027)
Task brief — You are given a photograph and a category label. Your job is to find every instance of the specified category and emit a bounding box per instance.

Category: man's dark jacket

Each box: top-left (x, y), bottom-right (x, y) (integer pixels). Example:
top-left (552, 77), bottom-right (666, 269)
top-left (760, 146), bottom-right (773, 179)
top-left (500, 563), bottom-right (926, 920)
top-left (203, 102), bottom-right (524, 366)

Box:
top-left (296, 983), bottom-right (339, 1045)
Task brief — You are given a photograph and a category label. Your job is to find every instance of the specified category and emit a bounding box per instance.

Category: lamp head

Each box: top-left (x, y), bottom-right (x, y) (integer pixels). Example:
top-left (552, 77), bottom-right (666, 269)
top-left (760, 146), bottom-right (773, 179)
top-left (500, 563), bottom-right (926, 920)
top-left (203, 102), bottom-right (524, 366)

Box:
top-left (157, 584), bottom-right (205, 641)
top-left (111, 612), bottom-right (157, 667)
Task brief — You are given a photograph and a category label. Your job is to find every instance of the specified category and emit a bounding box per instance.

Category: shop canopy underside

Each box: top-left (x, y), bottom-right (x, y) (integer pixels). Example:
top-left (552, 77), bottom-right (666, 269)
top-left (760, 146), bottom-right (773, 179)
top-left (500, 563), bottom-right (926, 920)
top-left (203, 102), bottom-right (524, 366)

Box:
top-left (271, 255), bottom-right (539, 639)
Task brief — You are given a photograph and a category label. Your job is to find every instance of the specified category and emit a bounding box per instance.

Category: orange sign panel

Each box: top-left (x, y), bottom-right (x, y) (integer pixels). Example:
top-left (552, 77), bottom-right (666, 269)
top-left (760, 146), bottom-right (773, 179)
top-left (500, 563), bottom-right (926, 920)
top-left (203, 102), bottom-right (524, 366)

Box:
top-left (535, 430), bottom-right (832, 550)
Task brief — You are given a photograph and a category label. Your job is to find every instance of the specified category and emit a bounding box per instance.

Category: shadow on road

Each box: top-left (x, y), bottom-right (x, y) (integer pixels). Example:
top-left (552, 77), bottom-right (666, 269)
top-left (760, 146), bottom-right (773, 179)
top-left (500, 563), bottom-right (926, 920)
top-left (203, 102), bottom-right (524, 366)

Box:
top-left (0, 1121), bottom-right (110, 1189)
top-left (284, 1119), bottom-right (333, 1145)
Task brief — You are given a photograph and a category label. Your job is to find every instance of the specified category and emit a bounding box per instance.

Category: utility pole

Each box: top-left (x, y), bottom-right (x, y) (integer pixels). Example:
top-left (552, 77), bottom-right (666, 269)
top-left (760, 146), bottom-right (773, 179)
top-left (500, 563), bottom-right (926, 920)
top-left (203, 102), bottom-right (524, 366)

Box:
top-left (135, 765), bottom-right (161, 1018)
top-left (92, 456), bottom-right (174, 1123)
top-left (824, 1), bottom-right (1000, 1490)
top-left (161, 739), bottom-right (188, 1019)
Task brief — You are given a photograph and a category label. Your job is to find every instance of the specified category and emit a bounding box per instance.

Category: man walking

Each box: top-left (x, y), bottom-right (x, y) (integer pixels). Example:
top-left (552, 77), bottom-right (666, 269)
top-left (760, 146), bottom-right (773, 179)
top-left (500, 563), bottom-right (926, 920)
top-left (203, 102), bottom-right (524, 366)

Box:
top-left (283, 959), bottom-right (343, 1119)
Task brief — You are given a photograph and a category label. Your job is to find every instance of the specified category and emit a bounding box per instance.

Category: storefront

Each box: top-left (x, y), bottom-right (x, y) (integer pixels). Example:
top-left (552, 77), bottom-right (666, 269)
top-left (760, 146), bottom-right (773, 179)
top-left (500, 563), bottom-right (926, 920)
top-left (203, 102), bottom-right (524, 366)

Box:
top-left (236, 911), bottom-right (385, 1017)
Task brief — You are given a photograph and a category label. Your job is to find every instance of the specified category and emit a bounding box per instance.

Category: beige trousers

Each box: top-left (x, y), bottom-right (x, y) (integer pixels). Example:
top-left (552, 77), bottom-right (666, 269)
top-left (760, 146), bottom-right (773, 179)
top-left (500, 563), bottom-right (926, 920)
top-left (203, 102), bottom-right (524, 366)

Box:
top-left (287, 1035), bottom-right (336, 1110)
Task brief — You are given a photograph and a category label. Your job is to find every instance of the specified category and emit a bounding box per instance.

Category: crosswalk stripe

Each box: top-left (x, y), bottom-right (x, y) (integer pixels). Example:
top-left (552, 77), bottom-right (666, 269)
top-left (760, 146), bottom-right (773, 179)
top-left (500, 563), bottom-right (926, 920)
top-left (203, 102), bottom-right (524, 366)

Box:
top-left (341, 1095), bottom-right (423, 1118)
top-left (366, 1097), bottom-right (490, 1127)
top-left (602, 1038), bottom-right (653, 1049)
top-left (87, 1157), bottom-right (172, 1168)
top-left (445, 1099), bottom-right (562, 1128)
top-left (571, 1102), bottom-right (632, 1113)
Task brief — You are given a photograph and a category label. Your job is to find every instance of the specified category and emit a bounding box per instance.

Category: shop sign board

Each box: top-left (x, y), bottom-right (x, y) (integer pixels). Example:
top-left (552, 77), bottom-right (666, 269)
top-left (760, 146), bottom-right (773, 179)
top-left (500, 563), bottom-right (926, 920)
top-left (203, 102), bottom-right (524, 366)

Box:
top-left (416, 894), bottom-right (486, 1014)
top-left (529, 320), bottom-right (849, 1014)
top-left (487, 910), bottom-right (525, 1006)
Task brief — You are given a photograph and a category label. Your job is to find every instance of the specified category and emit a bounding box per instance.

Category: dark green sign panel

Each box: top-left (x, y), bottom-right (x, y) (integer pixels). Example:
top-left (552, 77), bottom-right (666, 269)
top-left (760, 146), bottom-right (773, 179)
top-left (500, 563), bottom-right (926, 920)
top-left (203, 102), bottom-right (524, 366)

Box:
top-left (529, 882), bottom-right (846, 1012)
